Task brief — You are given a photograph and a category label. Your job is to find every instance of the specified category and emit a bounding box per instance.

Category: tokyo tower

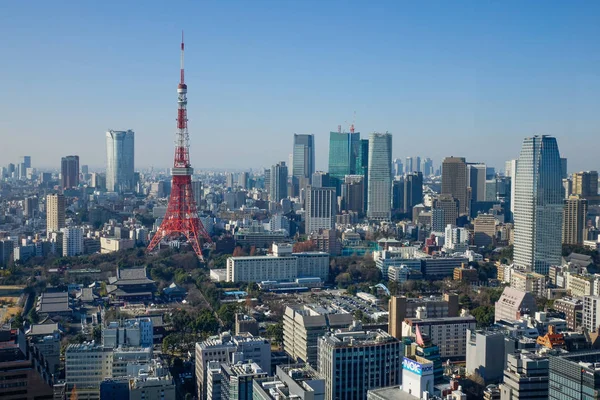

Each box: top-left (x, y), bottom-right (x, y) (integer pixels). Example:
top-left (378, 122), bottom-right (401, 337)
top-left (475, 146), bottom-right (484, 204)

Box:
top-left (147, 34), bottom-right (211, 260)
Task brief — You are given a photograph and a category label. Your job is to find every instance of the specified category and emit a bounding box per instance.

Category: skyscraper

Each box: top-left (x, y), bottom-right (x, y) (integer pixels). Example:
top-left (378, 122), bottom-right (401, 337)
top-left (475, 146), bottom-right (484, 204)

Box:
top-left (106, 130), bottom-right (135, 193)
top-left (442, 157), bottom-right (468, 215)
top-left (404, 172), bottom-right (423, 214)
top-left (46, 194), bottom-right (65, 234)
top-left (328, 130), bottom-right (360, 192)
top-left (305, 186), bottom-right (336, 234)
top-left (422, 158), bottom-right (433, 176)
top-left (393, 158), bottom-right (403, 177)
top-left (560, 157), bottom-right (568, 179)
top-left (467, 163), bottom-right (487, 203)
top-left (292, 134), bottom-right (315, 182)
top-left (341, 175), bottom-right (365, 215)
top-left (562, 195), bottom-right (588, 245)
top-left (405, 157), bottom-right (413, 173)
top-left (572, 171), bottom-right (599, 199)
top-left (367, 132), bottom-right (392, 221)
top-left (270, 161), bottom-right (288, 202)
top-left (513, 135), bottom-right (563, 275)
top-left (61, 155), bottom-right (79, 189)
top-left (412, 156), bottom-right (421, 173)
top-left (19, 156), bottom-right (31, 179)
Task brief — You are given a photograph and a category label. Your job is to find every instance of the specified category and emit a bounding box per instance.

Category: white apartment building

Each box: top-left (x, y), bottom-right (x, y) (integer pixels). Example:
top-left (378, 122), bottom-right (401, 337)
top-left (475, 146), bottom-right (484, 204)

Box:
top-left (583, 295), bottom-right (600, 333)
top-left (65, 343), bottom-right (113, 400)
top-left (61, 227), bottom-right (83, 257)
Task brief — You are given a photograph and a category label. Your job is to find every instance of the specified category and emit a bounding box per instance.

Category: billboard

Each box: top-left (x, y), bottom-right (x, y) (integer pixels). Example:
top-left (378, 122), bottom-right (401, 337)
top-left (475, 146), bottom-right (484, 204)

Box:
top-left (402, 357), bottom-right (433, 376)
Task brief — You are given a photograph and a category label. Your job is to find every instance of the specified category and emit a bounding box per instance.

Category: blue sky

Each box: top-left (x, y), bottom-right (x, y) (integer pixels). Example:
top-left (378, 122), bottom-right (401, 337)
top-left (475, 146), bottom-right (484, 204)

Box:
top-left (1, 1), bottom-right (598, 172)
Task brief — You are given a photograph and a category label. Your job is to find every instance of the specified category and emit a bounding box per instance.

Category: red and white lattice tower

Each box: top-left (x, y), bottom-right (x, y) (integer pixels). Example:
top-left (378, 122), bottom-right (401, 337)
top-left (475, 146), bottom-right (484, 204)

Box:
top-left (147, 34), bottom-right (211, 260)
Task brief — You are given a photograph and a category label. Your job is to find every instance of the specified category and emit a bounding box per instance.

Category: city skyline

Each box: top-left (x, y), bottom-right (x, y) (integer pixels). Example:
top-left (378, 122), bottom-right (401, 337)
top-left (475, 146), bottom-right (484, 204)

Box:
top-left (1, 2), bottom-right (599, 171)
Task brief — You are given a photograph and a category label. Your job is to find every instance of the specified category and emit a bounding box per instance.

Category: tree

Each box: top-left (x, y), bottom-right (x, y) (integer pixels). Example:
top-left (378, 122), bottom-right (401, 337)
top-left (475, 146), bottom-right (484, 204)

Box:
top-left (293, 240), bottom-right (317, 253)
top-left (335, 273), bottom-right (352, 288)
top-left (266, 322), bottom-right (284, 345)
top-left (93, 325), bottom-right (102, 342)
top-left (471, 305), bottom-right (495, 327)
top-left (217, 304), bottom-right (241, 330)
top-left (162, 333), bottom-right (180, 354)
top-left (27, 308), bottom-right (39, 324)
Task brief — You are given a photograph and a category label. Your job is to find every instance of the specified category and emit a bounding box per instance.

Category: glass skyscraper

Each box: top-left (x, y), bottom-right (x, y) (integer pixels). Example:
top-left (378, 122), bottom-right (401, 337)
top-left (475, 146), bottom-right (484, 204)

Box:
top-left (367, 132), bottom-right (392, 221)
top-left (292, 134), bottom-right (315, 181)
top-left (328, 131), bottom-right (361, 192)
top-left (106, 130), bottom-right (135, 193)
top-left (513, 135), bottom-right (563, 275)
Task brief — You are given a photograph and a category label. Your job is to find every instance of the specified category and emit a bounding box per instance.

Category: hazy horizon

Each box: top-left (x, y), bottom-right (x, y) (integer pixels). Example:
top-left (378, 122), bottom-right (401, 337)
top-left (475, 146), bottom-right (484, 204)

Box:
top-left (1, 2), bottom-right (598, 173)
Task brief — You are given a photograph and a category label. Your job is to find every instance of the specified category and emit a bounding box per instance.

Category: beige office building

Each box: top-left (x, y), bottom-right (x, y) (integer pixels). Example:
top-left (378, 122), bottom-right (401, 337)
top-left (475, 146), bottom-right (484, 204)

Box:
top-left (46, 193), bottom-right (65, 234)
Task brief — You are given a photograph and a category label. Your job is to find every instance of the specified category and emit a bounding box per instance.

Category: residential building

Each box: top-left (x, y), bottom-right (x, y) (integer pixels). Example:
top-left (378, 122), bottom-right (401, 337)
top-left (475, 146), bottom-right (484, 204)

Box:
top-left (305, 186), bottom-right (336, 234)
top-left (500, 351), bottom-right (549, 400)
top-left (442, 157), bottom-right (468, 215)
top-left (566, 274), bottom-right (594, 297)
top-left (444, 224), bottom-right (470, 253)
top-left (553, 298), bottom-right (582, 330)
top-left (513, 135), bottom-right (563, 275)
top-left (510, 270), bottom-right (547, 298)
top-left (317, 329), bottom-right (402, 400)
top-left (402, 316), bottom-right (476, 359)
top-left (562, 195), bottom-right (588, 245)
top-left (253, 364), bottom-right (325, 400)
top-left (61, 227), bottom-right (84, 257)
top-left (106, 129), bottom-right (135, 193)
top-left (367, 132), bottom-right (393, 221)
top-left (583, 296), bottom-right (600, 333)
top-left (388, 294), bottom-right (459, 339)
top-left (46, 193), bottom-right (65, 234)
top-left (206, 361), bottom-right (223, 400)
top-left (61, 155), bottom-right (80, 188)
top-left (495, 287), bottom-right (537, 323)
top-left (283, 304), bottom-right (353, 366)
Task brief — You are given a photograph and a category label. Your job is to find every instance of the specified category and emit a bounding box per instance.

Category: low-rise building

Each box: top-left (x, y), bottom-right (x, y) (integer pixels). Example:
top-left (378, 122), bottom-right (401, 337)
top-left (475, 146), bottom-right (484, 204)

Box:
top-left (553, 297), bottom-right (583, 330)
top-left (494, 287), bottom-right (537, 323)
top-left (402, 316), bottom-right (476, 360)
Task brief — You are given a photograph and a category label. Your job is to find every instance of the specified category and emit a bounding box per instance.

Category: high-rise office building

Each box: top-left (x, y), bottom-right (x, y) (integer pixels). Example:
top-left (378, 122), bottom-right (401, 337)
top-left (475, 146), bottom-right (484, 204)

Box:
top-left (513, 135), bottom-right (563, 275)
top-left (61, 155), bottom-right (80, 189)
top-left (106, 130), bottom-right (135, 193)
top-left (328, 130), bottom-right (361, 193)
top-left (467, 163), bottom-right (487, 203)
top-left (412, 156), bottom-right (422, 173)
top-left (434, 195), bottom-right (459, 228)
top-left (560, 158), bottom-right (568, 179)
top-left (404, 172), bottom-right (423, 214)
top-left (19, 156), bottom-right (31, 178)
top-left (548, 351), bottom-right (600, 400)
top-left (305, 186), bottom-right (336, 234)
top-left (506, 159), bottom-right (518, 218)
top-left (318, 329), bottom-right (402, 400)
top-left (367, 132), bottom-right (392, 221)
top-left (393, 158), bottom-right (403, 176)
top-left (311, 171), bottom-right (331, 188)
top-left (572, 171), bottom-right (599, 199)
top-left (405, 156), bottom-right (413, 173)
top-left (238, 172), bottom-right (249, 189)
top-left (46, 194), bottom-right (65, 234)
top-left (292, 134), bottom-right (315, 182)
top-left (270, 161), bottom-right (288, 202)
top-left (341, 175), bottom-right (365, 215)
top-left (442, 157), bottom-right (468, 215)
top-left (562, 195), bottom-right (588, 245)
top-left (422, 157), bottom-right (433, 176)
top-left (392, 179), bottom-right (404, 211)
